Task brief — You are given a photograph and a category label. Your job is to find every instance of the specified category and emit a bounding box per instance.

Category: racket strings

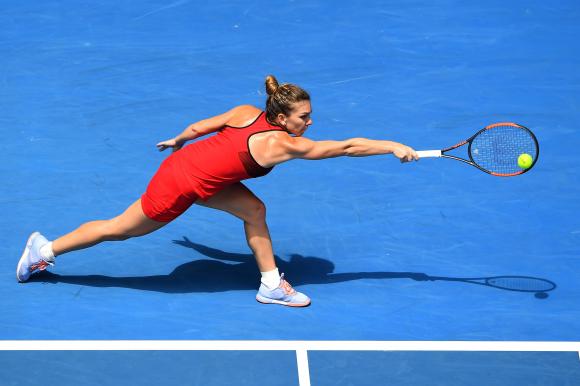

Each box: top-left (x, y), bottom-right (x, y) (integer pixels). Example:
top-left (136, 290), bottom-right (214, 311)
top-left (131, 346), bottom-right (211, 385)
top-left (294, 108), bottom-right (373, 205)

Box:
top-left (469, 125), bottom-right (538, 175)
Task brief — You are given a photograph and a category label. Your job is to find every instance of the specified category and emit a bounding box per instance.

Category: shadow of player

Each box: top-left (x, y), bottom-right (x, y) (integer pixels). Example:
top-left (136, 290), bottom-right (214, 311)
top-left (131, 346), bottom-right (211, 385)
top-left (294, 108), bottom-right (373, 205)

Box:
top-left (30, 237), bottom-right (556, 298)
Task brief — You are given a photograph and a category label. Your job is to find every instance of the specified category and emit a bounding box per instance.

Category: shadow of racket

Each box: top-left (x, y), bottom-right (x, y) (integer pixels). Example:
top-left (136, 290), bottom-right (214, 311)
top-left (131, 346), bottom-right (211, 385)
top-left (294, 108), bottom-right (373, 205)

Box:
top-left (423, 275), bottom-right (556, 298)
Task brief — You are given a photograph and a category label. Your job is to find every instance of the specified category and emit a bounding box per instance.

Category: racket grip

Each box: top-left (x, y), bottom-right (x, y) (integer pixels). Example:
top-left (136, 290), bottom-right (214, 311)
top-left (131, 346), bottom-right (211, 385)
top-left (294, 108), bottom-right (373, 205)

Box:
top-left (416, 150), bottom-right (442, 158)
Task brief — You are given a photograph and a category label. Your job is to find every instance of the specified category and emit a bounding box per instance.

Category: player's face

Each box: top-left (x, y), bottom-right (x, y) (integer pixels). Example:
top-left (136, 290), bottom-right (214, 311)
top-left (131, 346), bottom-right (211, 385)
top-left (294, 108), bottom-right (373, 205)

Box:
top-left (278, 100), bottom-right (312, 136)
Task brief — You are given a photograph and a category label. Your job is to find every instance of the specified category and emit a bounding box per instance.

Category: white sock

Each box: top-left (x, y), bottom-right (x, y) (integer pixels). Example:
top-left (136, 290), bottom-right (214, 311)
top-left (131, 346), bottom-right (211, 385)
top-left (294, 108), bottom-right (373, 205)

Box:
top-left (260, 268), bottom-right (281, 289)
top-left (39, 242), bottom-right (55, 263)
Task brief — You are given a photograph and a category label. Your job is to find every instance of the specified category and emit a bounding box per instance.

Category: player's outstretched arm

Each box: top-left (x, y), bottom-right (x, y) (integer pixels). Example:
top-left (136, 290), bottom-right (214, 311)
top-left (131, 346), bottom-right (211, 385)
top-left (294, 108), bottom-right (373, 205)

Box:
top-left (156, 105), bottom-right (253, 152)
top-left (268, 134), bottom-right (418, 164)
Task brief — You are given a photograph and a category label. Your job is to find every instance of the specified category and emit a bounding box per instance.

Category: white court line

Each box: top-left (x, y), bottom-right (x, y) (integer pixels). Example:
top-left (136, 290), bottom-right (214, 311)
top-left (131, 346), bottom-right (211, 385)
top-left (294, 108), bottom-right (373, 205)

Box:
top-left (0, 341), bottom-right (579, 352)
top-left (296, 350), bottom-right (311, 386)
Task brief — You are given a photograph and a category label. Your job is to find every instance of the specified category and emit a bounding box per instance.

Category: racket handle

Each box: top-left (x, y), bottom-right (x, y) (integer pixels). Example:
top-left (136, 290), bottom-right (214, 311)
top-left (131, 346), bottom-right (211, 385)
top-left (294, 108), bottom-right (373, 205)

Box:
top-left (416, 150), bottom-right (442, 158)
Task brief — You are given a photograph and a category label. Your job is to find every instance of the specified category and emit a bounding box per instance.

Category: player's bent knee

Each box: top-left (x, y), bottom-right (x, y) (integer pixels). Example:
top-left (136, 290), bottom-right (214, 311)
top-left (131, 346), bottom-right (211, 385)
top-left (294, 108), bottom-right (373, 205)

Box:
top-left (245, 201), bottom-right (266, 224)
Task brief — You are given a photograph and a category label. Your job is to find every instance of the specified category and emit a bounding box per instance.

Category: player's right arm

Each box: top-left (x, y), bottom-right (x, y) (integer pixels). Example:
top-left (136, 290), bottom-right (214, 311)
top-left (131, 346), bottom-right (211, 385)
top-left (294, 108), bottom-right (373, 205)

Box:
top-left (265, 133), bottom-right (418, 165)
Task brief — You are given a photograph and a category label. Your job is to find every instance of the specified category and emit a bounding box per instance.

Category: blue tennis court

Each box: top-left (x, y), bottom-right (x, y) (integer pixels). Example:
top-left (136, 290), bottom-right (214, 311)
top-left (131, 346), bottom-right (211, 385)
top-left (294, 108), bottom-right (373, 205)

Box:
top-left (1, 0), bottom-right (579, 384)
top-left (1, 349), bottom-right (579, 386)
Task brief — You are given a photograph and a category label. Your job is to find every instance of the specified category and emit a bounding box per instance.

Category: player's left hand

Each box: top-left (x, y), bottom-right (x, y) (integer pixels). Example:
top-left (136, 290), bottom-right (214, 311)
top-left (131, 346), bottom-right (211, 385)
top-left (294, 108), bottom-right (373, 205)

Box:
top-left (156, 138), bottom-right (183, 152)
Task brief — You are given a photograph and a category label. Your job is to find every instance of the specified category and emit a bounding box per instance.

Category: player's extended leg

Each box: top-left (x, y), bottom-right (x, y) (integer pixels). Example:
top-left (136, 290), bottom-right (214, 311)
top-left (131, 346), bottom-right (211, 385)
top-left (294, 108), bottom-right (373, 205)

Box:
top-left (196, 183), bottom-right (275, 273)
top-left (52, 199), bottom-right (166, 256)
top-left (17, 199), bottom-right (166, 282)
top-left (197, 183), bottom-right (310, 307)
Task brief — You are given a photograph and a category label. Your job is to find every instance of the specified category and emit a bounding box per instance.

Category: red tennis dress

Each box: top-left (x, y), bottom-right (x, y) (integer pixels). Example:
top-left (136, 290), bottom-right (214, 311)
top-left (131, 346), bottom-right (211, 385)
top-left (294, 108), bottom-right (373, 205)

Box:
top-left (141, 112), bottom-right (284, 222)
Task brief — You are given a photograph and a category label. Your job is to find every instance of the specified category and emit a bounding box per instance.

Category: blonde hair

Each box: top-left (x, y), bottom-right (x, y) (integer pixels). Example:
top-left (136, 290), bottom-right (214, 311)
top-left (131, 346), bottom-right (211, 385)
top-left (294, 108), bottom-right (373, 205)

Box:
top-left (264, 75), bottom-right (310, 124)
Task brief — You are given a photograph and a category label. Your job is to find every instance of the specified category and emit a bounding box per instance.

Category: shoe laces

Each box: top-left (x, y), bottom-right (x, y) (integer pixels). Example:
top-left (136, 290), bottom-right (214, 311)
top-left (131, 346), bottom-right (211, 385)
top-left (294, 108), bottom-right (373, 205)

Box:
top-left (29, 259), bottom-right (50, 273)
top-left (279, 274), bottom-right (297, 295)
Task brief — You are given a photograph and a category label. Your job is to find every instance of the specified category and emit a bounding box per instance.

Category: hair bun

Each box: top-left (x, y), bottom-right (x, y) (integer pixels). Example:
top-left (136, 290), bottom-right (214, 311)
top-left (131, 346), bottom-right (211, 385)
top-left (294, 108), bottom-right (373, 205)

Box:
top-left (265, 75), bottom-right (279, 96)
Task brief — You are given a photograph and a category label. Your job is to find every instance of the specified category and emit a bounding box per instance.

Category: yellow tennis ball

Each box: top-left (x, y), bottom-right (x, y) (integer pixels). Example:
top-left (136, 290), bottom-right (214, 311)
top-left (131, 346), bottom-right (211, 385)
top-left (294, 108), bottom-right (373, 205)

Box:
top-left (518, 153), bottom-right (533, 169)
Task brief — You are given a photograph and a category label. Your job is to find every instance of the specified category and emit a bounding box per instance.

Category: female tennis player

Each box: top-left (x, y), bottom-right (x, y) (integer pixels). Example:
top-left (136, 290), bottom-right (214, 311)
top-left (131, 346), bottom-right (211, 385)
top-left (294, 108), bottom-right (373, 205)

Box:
top-left (17, 75), bottom-right (418, 307)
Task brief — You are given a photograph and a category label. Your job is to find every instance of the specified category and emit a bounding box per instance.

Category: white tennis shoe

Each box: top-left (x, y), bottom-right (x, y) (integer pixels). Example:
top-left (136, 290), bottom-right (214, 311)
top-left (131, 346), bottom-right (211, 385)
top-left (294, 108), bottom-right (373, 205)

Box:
top-left (256, 273), bottom-right (311, 307)
top-left (16, 232), bottom-right (53, 282)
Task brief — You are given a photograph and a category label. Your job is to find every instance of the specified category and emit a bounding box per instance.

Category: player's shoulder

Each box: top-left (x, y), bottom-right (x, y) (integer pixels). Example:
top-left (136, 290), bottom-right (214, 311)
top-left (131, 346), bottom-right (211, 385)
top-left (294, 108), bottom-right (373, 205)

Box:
top-left (249, 129), bottom-right (291, 151)
top-left (225, 105), bottom-right (262, 126)
top-left (267, 132), bottom-right (314, 155)
top-left (265, 129), bottom-right (293, 142)
top-left (231, 104), bottom-right (262, 115)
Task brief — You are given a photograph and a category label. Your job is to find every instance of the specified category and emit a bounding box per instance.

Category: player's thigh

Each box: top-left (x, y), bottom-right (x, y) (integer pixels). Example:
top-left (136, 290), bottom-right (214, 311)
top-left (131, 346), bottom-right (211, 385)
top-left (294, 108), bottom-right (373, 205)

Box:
top-left (196, 183), bottom-right (265, 222)
top-left (108, 199), bottom-right (168, 238)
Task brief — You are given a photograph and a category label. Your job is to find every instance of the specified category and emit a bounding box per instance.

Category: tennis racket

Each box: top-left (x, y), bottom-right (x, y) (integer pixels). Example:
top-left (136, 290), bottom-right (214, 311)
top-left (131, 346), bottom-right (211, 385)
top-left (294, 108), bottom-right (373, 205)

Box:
top-left (417, 122), bottom-right (539, 176)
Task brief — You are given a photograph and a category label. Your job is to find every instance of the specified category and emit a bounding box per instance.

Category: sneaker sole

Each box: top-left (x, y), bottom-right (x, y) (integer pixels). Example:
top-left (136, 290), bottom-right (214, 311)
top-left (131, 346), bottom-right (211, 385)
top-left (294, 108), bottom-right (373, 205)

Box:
top-left (256, 294), bottom-right (311, 307)
top-left (16, 232), bottom-right (40, 283)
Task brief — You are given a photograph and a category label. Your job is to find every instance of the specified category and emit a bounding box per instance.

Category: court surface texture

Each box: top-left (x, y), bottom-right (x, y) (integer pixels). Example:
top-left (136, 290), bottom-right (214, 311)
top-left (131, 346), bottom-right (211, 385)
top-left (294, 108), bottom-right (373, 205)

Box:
top-left (1, 0), bottom-right (579, 384)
